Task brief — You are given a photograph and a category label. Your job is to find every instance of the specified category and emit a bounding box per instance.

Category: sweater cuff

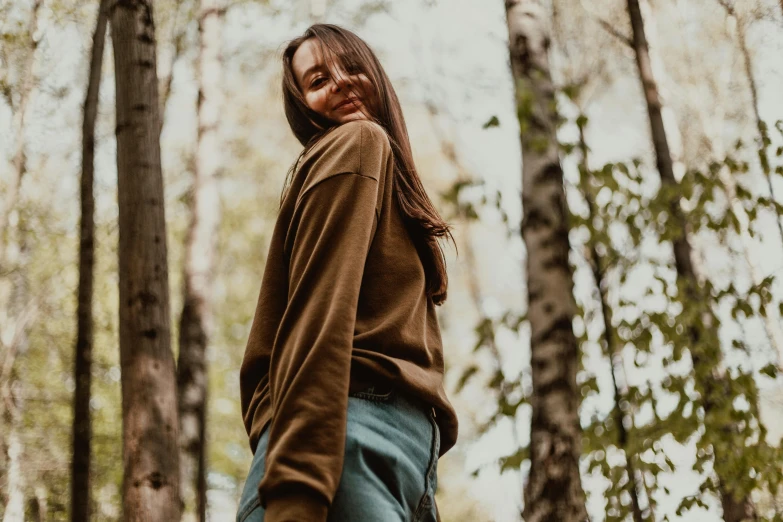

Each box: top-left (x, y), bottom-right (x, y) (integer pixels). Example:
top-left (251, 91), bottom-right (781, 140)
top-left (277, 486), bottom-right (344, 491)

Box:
top-left (263, 491), bottom-right (329, 522)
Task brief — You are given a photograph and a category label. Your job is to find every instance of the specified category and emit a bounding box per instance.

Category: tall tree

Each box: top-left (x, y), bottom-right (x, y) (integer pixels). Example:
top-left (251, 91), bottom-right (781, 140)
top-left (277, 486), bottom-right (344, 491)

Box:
top-left (626, 0), bottom-right (758, 519)
top-left (109, 1), bottom-right (181, 520)
top-left (176, 0), bottom-right (224, 519)
top-left (504, 1), bottom-right (588, 520)
top-left (70, 0), bottom-right (110, 520)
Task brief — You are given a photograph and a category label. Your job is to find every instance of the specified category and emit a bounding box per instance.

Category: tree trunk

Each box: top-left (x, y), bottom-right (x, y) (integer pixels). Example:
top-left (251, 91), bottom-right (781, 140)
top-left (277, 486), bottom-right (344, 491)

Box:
top-left (626, 0), bottom-right (756, 520)
top-left (70, 1), bottom-right (109, 521)
top-left (109, 1), bottom-right (181, 520)
top-left (176, 1), bottom-right (223, 520)
top-left (577, 120), bottom-right (648, 522)
top-left (505, 2), bottom-right (588, 520)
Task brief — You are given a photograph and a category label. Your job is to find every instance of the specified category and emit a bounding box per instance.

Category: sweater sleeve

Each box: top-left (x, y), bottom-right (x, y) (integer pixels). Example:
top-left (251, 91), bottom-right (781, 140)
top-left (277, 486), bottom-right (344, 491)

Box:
top-left (257, 121), bottom-right (389, 521)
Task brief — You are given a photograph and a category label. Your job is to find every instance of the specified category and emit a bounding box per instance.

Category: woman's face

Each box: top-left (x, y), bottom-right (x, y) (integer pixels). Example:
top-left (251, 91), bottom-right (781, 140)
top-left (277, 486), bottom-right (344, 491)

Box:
top-left (292, 38), bottom-right (374, 125)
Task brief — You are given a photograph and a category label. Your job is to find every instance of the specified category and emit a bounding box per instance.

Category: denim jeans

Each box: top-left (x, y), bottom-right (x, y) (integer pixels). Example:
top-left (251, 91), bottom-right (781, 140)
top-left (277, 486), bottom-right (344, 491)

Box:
top-left (236, 385), bottom-right (441, 521)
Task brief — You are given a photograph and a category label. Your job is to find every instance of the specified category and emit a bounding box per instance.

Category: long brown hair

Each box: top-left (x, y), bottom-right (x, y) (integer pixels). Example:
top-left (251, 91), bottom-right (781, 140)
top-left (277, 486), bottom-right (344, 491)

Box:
top-left (279, 24), bottom-right (455, 305)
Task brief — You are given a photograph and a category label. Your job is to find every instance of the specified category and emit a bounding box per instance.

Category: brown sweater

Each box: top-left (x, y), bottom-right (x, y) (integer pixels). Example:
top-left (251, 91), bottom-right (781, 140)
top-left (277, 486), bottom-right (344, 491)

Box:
top-left (239, 119), bottom-right (459, 521)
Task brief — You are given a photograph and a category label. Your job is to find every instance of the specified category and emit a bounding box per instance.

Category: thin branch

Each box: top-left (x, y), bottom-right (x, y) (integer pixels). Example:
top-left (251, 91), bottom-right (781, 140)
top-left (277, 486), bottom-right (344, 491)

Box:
top-left (579, 0), bottom-right (633, 47)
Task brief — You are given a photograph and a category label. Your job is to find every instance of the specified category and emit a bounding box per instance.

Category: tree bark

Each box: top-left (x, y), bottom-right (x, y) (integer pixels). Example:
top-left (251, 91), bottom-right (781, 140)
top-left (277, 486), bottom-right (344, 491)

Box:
top-left (176, 1), bottom-right (223, 520)
top-left (109, 1), bottom-right (181, 520)
top-left (505, 2), bottom-right (588, 520)
top-left (70, 1), bottom-right (110, 520)
top-left (626, 0), bottom-right (757, 520)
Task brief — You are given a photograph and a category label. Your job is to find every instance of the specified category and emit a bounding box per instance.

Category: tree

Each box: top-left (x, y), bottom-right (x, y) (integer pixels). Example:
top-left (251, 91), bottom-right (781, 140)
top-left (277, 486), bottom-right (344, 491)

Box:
top-left (109, 0), bottom-right (181, 520)
top-left (504, 1), bottom-right (588, 520)
top-left (176, 0), bottom-right (224, 519)
top-left (70, 0), bottom-right (110, 520)
top-left (625, 0), bottom-right (760, 519)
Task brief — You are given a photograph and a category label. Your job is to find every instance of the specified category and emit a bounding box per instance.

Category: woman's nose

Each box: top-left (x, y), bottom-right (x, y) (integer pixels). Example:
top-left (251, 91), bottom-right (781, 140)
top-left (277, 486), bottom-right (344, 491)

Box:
top-left (331, 69), bottom-right (352, 91)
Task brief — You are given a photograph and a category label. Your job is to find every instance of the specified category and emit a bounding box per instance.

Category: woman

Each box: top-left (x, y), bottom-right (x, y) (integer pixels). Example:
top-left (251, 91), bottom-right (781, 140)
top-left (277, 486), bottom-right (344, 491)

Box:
top-left (237, 23), bottom-right (459, 522)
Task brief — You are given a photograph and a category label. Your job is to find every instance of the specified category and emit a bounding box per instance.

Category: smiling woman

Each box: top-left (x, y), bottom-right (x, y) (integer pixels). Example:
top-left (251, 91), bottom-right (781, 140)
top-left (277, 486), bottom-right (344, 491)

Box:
top-left (236, 23), bottom-right (459, 522)
top-left (291, 38), bottom-right (373, 124)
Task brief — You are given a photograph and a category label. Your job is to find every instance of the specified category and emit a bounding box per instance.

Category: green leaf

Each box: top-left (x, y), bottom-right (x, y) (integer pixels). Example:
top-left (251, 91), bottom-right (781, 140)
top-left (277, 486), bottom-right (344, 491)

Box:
top-left (482, 115), bottom-right (500, 129)
top-left (760, 363), bottom-right (778, 379)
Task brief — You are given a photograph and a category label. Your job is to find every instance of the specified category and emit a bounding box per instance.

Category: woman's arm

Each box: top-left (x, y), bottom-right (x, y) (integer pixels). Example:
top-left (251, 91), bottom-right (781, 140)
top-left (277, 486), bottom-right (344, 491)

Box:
top-left (258, 120), bottom-right (391, 522)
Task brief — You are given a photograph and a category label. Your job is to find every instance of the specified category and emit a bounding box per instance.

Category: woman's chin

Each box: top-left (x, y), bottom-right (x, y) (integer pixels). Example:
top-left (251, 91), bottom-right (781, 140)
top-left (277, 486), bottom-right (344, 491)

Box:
top-left (334, 110), bottom-right (368, 123)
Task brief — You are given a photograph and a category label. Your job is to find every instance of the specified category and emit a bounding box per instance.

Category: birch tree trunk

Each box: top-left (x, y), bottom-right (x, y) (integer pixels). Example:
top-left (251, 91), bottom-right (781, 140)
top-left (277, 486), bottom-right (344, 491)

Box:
top-left (176, 0), bottom-right (223, 519)
top-left (70, 1), bottom-right (109, 520)
top-left (626, 0), bottom-right (756, 519)
top-left (109, 1), bottom-right (181, 520)
top-left (505, 1), bottom-right (587, 520)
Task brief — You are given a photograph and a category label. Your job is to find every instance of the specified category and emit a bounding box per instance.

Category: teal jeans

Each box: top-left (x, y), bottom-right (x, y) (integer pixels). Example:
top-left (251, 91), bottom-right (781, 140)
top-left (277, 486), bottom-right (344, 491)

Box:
top-left (236, 385), bottom-right (441, 521)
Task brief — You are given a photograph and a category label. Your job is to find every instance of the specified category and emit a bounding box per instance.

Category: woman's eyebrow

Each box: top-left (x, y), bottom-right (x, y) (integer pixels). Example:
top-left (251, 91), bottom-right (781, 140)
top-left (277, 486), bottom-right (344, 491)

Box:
top-left (302, 63), bottom-right (326, 83)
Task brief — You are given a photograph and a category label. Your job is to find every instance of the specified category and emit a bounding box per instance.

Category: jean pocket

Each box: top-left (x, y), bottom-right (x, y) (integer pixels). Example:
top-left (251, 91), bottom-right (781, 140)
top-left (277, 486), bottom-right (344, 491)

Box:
top-left (348, 384), bottom-right (395, 402)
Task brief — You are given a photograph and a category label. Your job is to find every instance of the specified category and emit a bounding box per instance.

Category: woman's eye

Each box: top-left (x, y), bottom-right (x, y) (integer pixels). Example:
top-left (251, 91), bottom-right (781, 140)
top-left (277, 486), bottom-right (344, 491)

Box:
top-left (311, 76), bottom-right (325, 87)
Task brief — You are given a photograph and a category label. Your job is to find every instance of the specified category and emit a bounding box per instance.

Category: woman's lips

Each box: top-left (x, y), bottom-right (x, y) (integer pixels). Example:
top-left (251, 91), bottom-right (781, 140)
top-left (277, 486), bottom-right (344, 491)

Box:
top-left (334, 98), bottom-right (361, 110)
